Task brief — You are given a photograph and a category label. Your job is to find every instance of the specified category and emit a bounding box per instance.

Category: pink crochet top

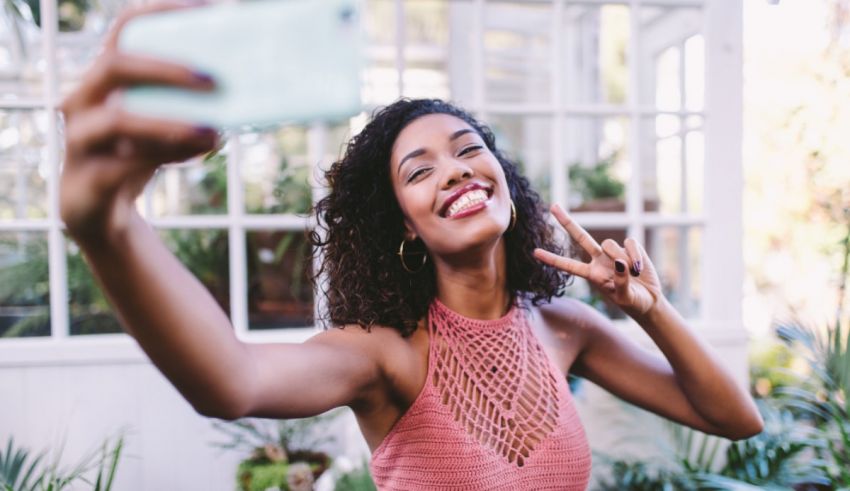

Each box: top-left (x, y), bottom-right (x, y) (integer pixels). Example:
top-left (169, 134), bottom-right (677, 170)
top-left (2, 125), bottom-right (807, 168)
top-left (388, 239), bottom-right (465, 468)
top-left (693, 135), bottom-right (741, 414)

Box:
top-left (369, 298), bottom-right (592, 490)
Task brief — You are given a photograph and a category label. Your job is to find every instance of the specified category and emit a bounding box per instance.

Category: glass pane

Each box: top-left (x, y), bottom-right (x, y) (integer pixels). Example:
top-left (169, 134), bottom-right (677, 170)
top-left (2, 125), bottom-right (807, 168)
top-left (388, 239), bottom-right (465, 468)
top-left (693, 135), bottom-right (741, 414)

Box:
top-left (0, 109), bottom-right (49, 220)
top-left (241, 126), bottom-right (312, 215)
top-left (565, 226), bottom-right (629, 320)
top-left (0, 4), bottom-right (45, 100)
top-left (484, 1), bottom-right (552, 104)
top-left (67, 236), bottom-right (122, 335)
top-left (363, 0), bottom-right (399, 104)
top-left (57, 0), bottom-right (135, 97)
top-left (684, 35), bottom-right (704, 112)
top-left (488, 114), bottom-right (552, 204)
top-left (0, 231), bottom-right (50, 337)
top-left (644, 226), bottom-right (702, 318)
top-left (640, 115), bottom-right (703, 214)
top-left (151, 151), bottom-right (227, 217)
top-left (566, 116), bottom-right (630, 213)
top-left (402, 0), bottom-right (449, 99)
top-left (445, 0), bottom-right (475, 105)
top-left (247, 230), bottom-right (313, 329)
top-left (637, 6), bottom-right (703, 110)
top-left (158, 228), bottom-right (230, 317)
top-left (562, 4), bottom-right (630, 106)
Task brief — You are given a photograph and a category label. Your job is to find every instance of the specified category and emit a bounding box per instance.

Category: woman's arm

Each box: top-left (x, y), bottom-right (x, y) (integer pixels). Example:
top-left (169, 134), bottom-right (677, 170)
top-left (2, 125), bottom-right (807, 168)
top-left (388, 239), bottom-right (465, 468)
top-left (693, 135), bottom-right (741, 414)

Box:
top-left (61, 2), bottom-right (384, 421)
top-left (77, 211), bottom-right (384, 420)
top-left (534, 204), bottom-right (763, 440)
top-left (551, 297), bottom-right (762, 440)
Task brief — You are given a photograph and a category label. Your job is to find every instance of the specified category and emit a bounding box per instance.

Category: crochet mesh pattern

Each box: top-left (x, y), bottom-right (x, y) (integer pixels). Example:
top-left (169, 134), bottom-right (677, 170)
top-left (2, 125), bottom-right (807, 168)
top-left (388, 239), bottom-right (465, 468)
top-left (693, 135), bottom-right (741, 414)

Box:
top-left (430, 299), bottom-right (560, 467)
top-left (369, 298), bottom-right (592, 490)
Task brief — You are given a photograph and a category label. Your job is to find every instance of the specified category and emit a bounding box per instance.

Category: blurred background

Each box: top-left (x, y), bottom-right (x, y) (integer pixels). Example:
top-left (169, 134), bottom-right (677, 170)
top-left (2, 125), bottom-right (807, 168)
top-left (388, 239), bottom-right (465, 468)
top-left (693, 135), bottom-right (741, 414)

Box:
top-left (0, 0), bottom-right (848, 489)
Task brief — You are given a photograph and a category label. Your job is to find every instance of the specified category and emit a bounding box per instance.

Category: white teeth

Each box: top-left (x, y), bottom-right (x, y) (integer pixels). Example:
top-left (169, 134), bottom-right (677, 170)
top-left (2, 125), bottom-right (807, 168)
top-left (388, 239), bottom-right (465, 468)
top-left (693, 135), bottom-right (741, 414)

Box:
top-left (446, 189), bottom-right (488, 217)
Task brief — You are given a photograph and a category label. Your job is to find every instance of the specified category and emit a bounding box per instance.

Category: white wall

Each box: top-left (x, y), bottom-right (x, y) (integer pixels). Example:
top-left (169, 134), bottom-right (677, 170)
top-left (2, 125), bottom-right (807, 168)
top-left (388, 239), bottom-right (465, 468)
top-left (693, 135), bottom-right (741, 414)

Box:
top-left (0, 322), bottom-right (749, 490)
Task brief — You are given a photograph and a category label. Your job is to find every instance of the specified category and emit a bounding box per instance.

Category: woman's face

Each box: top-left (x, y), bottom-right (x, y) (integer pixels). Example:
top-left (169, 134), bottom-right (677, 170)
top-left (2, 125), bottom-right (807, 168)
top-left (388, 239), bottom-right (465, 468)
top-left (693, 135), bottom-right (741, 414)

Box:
top-left (389, 113), bottom-right (512, 257)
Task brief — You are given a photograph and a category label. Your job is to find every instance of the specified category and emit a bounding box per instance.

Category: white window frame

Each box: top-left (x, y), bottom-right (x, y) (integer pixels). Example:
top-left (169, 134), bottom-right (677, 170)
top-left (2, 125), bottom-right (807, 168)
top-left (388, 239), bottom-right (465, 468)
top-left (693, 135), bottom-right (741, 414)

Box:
top-left (0, 0), bottom-right (745, 367)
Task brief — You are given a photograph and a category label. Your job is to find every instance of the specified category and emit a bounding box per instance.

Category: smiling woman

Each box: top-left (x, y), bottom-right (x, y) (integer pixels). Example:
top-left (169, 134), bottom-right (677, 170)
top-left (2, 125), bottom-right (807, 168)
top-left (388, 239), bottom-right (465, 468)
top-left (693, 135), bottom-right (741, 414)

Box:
top-left (55, 4), bottom-right (760, 488)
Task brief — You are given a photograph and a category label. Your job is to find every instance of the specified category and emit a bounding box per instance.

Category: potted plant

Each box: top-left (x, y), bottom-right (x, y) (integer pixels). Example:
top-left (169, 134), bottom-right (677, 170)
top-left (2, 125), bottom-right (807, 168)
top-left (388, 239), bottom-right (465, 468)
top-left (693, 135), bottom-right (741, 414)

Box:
top-left (211, 409), bottom-right (343, 491)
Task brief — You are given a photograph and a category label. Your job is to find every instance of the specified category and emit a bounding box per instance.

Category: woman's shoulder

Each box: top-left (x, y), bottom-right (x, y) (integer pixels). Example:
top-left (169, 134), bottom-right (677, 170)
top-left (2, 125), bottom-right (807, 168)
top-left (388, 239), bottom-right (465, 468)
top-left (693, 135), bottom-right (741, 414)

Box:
top-left (532, 296), bottom-right (612, 350)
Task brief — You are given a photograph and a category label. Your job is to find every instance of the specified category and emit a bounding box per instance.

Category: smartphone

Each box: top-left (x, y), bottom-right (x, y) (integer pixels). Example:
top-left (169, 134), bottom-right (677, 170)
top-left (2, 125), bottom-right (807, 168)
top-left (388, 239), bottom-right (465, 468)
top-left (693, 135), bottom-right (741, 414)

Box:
top-left (118, 0), bottom-right (363, 130)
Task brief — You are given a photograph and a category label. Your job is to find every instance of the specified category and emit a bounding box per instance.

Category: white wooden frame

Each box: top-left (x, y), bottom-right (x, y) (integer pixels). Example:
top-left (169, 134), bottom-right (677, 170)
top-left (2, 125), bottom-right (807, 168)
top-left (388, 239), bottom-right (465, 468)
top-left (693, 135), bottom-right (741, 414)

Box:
top-left (0, 0), bottom-right (745, 366)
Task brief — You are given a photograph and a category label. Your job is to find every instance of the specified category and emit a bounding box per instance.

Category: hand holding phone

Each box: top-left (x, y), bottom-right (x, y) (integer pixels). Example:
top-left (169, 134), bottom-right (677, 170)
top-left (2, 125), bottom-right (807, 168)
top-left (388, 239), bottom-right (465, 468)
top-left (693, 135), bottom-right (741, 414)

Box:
top-left (118, 0), bottom-right (363, 130)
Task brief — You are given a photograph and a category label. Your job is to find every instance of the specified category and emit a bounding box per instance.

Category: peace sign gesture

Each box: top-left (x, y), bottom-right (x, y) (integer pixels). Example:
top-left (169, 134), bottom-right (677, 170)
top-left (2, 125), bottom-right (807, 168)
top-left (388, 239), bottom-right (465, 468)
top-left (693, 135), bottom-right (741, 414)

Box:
top-left (533, 204), bottom-right (664, 318)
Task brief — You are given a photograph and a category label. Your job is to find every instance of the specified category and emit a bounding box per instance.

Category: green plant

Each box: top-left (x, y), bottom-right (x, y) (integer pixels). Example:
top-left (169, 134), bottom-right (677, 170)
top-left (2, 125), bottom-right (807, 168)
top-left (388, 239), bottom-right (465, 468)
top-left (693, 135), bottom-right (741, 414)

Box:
top-left (595, 399), bottom-right (827, 490)
top-left (772, 318), bottom-right (850, 487)
top-left (0, 437), bottom-right (42, 491)
top-left (212, 410), bottom-right (343, 491)
top-left (0, 434), bottom-right (124, 491)
top-left (568, 155), bottom-right (625, 203)
top-left (332, 460), bottom-right (376, 491)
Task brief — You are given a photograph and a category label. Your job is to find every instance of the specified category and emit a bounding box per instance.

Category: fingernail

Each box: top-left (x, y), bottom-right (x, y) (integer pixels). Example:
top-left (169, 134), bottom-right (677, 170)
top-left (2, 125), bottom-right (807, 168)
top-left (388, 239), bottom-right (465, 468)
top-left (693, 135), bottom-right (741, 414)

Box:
top-left (192, 71), bottom-right (215, 85)
top-left (615, 260), bottom-right (626, 274)
top-left (630, 265), bottom-right (640, 277)
top-left (635, 260), bottom-right (642, 273)
top-left (194, 126), bottom-right (217, 138)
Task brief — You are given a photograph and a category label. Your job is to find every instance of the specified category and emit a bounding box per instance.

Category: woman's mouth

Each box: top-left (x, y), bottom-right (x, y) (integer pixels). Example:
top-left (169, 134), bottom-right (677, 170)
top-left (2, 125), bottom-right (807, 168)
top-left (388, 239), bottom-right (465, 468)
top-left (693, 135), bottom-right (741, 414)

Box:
top-left (445, 189), bottom-right (490, 219)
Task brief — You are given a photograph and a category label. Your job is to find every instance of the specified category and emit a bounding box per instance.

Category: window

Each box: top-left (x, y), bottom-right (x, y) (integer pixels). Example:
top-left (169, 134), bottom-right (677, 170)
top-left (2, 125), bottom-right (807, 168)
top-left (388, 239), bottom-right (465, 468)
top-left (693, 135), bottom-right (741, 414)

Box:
top-left (0, 0), bottom-right (741, 353)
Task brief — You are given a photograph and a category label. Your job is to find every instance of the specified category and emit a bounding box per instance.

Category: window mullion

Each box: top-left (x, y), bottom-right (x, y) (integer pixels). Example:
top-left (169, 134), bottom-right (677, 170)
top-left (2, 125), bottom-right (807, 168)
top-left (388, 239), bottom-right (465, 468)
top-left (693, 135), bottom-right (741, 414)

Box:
top-left (308, 123), bottom-right (327, 331)
top-left (472, 0), bottom-right (485, 117)
top-left (227, 135), bottom-right (248, 337)
top-left (551, 0), bottom-right (567, 209)
top-left (42, 0), bottom-right (68, 341)
top-left (627, 0), bottom-right (645, 242)
top-left (395, 0), bottom-right (406, 97)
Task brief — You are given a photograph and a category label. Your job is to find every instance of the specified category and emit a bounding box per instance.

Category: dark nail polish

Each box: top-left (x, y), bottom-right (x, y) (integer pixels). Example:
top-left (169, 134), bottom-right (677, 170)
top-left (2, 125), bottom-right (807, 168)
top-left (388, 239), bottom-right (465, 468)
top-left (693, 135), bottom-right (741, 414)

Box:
top-left (194, 126), bottom-right (217, 138)
top-left (193, 71), bottom-right (215, 85)
top-left (615, 260), bottom-right (625, 274)
top-left (630, 266), bottom-right (640, 277)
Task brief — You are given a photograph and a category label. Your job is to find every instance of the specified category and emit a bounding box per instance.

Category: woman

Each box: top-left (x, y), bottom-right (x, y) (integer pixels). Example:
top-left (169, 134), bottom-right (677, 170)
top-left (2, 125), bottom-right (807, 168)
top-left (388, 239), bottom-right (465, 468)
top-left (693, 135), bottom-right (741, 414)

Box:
top-left (59, 3), bottom-right (763, 489)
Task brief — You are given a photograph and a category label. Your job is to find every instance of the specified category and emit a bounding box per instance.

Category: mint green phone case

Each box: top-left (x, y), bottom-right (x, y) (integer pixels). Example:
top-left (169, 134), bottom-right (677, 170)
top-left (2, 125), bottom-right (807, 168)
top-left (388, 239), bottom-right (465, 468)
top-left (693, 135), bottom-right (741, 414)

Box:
top-left (119, 0), bottom-right (363, 129)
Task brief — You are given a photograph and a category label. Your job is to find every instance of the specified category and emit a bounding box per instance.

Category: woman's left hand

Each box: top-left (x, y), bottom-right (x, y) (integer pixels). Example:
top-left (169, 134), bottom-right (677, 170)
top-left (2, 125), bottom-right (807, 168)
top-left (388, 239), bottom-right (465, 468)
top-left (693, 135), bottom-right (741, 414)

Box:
top-left (533, 204), bottom-right (665, 318)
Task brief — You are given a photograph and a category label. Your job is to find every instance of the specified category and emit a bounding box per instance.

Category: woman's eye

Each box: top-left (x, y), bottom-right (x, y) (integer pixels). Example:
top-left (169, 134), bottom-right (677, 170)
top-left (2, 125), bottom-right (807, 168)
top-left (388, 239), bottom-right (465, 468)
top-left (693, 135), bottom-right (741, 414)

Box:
top-left (407, 168), bottom-right (430, 183)
top-left (459, 145), bottom-right (482, 156)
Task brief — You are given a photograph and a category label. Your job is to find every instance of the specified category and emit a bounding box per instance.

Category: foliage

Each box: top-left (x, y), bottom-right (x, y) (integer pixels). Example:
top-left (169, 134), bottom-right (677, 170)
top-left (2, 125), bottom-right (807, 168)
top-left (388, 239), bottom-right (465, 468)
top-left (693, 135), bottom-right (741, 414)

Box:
top-left (595, 400), bottom-right (827, 490)
top-left (236, 461), bottom-right (287, 491)
top-left (0, 434), bottom-right (124, 491)
top-left (332, 460), bottom-right (377, 491)
top-left (213, 410), bottom-right (344, 490)
top-left (568, 155), bottom-right (625, 203)
top-left (772, 318), bottom-right (850, 487)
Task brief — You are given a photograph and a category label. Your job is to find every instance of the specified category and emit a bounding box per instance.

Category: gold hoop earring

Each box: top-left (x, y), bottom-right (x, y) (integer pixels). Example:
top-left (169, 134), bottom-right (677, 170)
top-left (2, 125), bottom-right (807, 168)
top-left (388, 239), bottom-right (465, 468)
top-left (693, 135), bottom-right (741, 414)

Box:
top-left (398, 238), bottom-right (427, 273)
top-left (507, 200), bottom-right (517, 232)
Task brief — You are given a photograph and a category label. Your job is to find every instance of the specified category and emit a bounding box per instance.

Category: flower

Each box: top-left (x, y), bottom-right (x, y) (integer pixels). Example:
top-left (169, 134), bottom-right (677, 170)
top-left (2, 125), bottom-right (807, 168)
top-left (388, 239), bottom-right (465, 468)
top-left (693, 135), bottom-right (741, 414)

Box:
top-left (286, 462), bottom-right (315, 491)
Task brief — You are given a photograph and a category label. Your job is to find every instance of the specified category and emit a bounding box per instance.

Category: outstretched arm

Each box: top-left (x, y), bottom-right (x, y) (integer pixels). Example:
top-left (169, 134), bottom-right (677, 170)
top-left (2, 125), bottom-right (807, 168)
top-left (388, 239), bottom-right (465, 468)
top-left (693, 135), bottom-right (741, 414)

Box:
top-left (535, 204), bottom-right (763, 441)
top-left (61, 2), bottom-right (384, 421)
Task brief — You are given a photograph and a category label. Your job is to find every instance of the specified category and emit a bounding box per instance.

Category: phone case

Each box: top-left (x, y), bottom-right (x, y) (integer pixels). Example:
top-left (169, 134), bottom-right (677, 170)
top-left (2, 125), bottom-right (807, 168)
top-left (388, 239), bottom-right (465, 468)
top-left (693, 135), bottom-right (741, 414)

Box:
top-left (118, 0), bottom-right (363, 130)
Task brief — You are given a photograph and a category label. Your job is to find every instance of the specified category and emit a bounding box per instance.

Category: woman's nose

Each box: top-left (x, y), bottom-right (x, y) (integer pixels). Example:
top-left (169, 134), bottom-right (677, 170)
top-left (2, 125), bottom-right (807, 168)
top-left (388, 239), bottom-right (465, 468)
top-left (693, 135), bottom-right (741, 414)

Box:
top-left (443, 161), bottom-right (474, 188)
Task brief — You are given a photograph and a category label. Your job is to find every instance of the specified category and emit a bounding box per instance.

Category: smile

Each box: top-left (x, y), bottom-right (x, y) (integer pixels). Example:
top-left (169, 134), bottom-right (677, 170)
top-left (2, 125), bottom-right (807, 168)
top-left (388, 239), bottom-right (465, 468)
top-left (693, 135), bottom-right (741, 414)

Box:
top-left (445, 189), bottom-right (489, 218)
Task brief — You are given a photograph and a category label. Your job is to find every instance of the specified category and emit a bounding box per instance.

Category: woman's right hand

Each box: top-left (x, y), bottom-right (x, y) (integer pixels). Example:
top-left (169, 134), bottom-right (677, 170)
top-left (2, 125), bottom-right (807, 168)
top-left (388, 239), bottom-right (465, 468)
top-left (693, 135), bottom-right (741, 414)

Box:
top-left (60, 1), bottom-right (218, 245)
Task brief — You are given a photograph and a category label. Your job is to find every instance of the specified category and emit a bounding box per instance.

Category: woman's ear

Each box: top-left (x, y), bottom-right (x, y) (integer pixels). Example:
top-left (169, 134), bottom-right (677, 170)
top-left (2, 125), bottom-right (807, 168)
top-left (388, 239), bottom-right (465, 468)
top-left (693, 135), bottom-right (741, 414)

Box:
top-left (403, 218), bottom-right (417, 241)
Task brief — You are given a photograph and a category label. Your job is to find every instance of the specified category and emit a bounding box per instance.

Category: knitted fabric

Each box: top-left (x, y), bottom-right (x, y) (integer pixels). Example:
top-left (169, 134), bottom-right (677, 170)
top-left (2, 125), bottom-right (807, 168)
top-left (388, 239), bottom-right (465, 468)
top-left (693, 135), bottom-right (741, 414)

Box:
top-left (369, 298), bottom-right (592, 490)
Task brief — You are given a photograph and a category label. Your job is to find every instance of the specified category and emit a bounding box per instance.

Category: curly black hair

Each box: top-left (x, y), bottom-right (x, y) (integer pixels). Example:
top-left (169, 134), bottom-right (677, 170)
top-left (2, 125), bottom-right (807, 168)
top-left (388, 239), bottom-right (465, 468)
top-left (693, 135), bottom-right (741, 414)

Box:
top-left (309, 98), bottom-right (570, 337)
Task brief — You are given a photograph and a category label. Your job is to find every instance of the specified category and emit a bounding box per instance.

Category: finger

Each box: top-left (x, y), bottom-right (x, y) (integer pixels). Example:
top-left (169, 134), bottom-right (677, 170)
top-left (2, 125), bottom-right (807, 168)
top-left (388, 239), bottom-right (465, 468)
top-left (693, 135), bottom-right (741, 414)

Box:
top-left (64, 53), bottom-right (215, 115)
top-left (601, 239), bottom-right (629, 265)
top-left (533, 248), bottom-right (590, 279)
top-left (550, 203), bottom-right (602, 258)
top-left (623, 238), bottom-right (643, 277)
top-left (65, 106), bottom-right (217, 158)
top-left (612, 257), bottom-right (631, 299)
top-left (104, 1), bottom-right (207, 50)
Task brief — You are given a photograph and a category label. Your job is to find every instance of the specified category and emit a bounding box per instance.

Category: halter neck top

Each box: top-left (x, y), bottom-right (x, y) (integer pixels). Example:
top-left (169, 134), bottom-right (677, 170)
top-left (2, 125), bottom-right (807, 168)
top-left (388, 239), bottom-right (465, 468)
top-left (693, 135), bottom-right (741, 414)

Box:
top-left (369, 298), bottom-right (592, 490)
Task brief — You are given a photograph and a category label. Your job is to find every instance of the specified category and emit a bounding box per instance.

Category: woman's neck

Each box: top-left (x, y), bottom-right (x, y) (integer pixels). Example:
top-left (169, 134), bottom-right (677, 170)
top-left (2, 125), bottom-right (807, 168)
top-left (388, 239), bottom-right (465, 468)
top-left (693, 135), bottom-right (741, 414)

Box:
top-left (432, 238), bottom-right (511, 320)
